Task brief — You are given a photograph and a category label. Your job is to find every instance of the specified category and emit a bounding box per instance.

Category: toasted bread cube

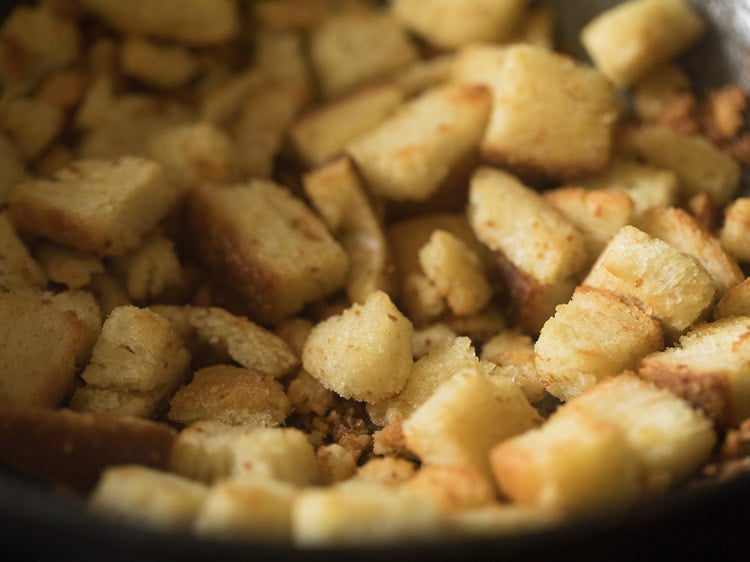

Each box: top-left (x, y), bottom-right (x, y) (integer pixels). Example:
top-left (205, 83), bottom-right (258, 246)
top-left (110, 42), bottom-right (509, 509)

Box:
top-left (401, 273), bottom-right (446, 327)
top-left (354, 456), bottom-right (416, 486)
top-left (468, 167), bottom-right (587, 285)
top-left (448, 504), bottom-right (558, 539)
top-left (714, 278), bottom-right (750, 320)
top-left (253, 30), bottom-right (313, 106)
top-left (9, 157), bottom-right (179, 257)
top-left (535, 286), bottom-right (664, 401)
top-left (79, 0), bottom-right (239, 45)
top-left (292, 482), bottom-right (443, 547)
top-left (404, 464), bottom-right (496, 512)
top-left (152, 305), bottom-right (298, 377)
top-left (367, 336), bottom-right (489, 426)
top-left (290, 84), bottom-right (402, 168)
top-left (559, 374), bottom-right (716, 490)
top-left (392, 0), bottom-right (528, 49)
top-left (584, 225), bottom-right (715, 339)
top-left (317, 443), bottom-right (357, 485)
top-left (514, 5), bottom-right (555, 50)
top-left (185, 181), bottom-right (348, 325)
top-left (581, 0), bottom-right (705, 86)
top-left (639, 316), bottom-right (750, 429)
top-left (0, 132), bottom-right (25, 205)
top-left (412, 323), bottom-right (457, 359)
top-left (403, 368), bottom-right (541, 480)
top-left (0, 406), bottom-right (176, 490)
top-left (395, 54), bottom-right (456, 98)
top-left (454, 44), bottom-right (620, 178)
top-left (347, 83), bottom-right (491, 202)
top-left (121, 36), bottom-right (196, 89)
top-left (89, 465), bottom-right (208, 531)
top-left (35, 243), bottom-right (103, 290)
top-left (2, 97), bottom-right (65, 161)
top-left (168, 365), bottom-right (291, 428)
top-left (149, 123), bottom-right (238, 189)
top-left (491, 411), bottom-right (643, 514)
top-left (201, 69), bottom-right (267, 126)
top-left (481, 330), bottom-right (545, 404)
top-left (303, 156), bottom-right (397, 304)
top-left (194, 477), bottom-right (296, 543)
top-left (44, 289), bottom-right (102, 358)
top-left (720, 198), bottom-right (750, 263)
top-left (0, 290), bottom-right (91, 407)
top-left (632, 63), bottom-right (692, 122)
top-left (629, 125), bottom-right (741, 206)
top-left (302, 291), bottom-right (413, 403)
top-left (543, 187), bottom-right (634, 263)
top-left (74, 75), bottom-right (115, 132)
top-left (309, 12), bottom-right (418, 98)
top-left (641, 206), bottom-right (743, 297)
top-left (418, 230), bottom-right (493, 317)
top-left (0, 212), bottom-right (46, 290)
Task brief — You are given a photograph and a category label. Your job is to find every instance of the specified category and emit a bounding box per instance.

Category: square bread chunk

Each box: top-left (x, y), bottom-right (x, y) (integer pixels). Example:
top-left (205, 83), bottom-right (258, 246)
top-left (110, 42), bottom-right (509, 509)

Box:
top-left (581, 0), bottom-right (705, 86)
top-left (185, 181), bottom-right (349, 325)
top-left (8, 156), bottom-right (179, 256)
top-left (453, 44), bottom-right (620, 179)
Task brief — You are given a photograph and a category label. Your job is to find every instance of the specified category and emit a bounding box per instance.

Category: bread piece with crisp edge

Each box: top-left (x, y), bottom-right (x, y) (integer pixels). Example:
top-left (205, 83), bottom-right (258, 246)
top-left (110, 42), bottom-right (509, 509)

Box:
top-left (0, 211), bottom-right (46, 290)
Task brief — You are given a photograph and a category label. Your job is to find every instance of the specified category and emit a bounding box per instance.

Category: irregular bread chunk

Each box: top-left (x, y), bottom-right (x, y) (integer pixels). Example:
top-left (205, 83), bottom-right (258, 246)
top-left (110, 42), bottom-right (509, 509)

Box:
top-left (1, 97), bottom-right (65, 161)
top-left (0, 132), bottom-right (26, 205)
top-left (0, 212), bottom-right (46, 290)
top-left (720, 198), bottom-right (750, 263)
top-left (481, 330), bottom-right (545, 404)
top-left (403, 464), bottom-right (496, 512)
top-left (714, 278), bottom-right (750, 320)
top-left (34, 243), bottom-right (103, 290)
top-left (120, 36), bottom-right (197, 89)
top-left (8, 157), bottom-right (179, 257)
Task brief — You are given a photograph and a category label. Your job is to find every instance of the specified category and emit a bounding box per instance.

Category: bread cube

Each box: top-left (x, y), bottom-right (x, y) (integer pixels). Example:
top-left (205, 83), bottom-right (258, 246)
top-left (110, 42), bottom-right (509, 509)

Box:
top-left (395, 54), bottom-right (456, 98)
top-left (354, 456), bottom-right (416, 486)
top-left (79, 0), bottom-right (239, 45)
top-left (74, 75), bottom-right (115, 132)
top-left (303, 156), bottom-right (397, 304)
top-left (404, 464), bottom-right (496, 512)
top-left (714, 278), bottom-right (750, 320)
top-left (453, 44), bottom-right (620, 178)
top-left (168, 365), bottom-right (291, 428)
top-left (9, 157), bottom-right (179, 257)
top-left (302, 291), bottom-right (413, 403)
top-left (584, 225), bottom-right (715, 339)
top-left (0, 212), bottom-right (46, 291)
top-left (639, 316), bottom-right (750, 430)
top-left (89, 465), bottom-right (208, 531)
top-left (185, 181), bottom-right (349, 325)
top-left (581, 0), bottom-right (705, 86)
top-left (629, 125), bottom-right (741, 206)
top-left (347, 83), bottom-right (491, 202)
top-left (317, 443), bottom-right (357, 485)
top-left (392, 0), bottom-right (528, 49)
top-left (0, 132), bottom-right (25, 205)
top-left (632, 63), bottom-right (692, 122)
top-left (411, 323), bottom-right (457, 359)
top-left (290, 84), bottom-right (402, 168)
top-left (447, 505), bottom-right (558, 539)
top-left (481, 330), bottom-right (545, 404)
top-left (402, 368), bottom-right (541, 480)
top-left (720, 198), bottom-right (750, 263)
top-left (535, 286), bottom-right (664, 401)
top-left (43, 289), bottom-right (102, 358)
top-left (309, 12), bottom-right (418, 98)
top-left (121, 36), bottom-right (196, 89)
top-left (1, 97), bottom-right (65, 161)
top-left (201, 69), bottom-right (267, 126)
top-left (35, 243), bottom-right (103, 290)
top-left (253, 30), bottom-right (313, 107)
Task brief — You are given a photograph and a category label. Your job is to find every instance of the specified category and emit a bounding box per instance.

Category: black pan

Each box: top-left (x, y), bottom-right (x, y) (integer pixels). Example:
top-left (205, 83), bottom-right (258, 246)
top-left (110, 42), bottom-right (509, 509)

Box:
top-left (2, 1), bottom-right (750, 560)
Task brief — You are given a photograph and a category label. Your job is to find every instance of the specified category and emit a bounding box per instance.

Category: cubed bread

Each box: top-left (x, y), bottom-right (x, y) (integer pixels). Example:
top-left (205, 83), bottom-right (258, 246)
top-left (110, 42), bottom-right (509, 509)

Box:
top-left (447, 505), bottom-right (558, 539)
top-left (632, 63), bottom-right (692, 122)
top-left (302, 291), bottom-right (413, 403)
top-left (0, 289), bottom-right (91, 407)
top-left (200, 69), bottom-right (267, 126)
top-left (1, 97), bottom-right (65, 161)
top-left (253, 30), bottom-right (312, 105)
top-left (8, 157), bottom-right (180, 257)
top-left (638, 316), bottom-right (750, 429)
top-left (411, 323), bottom-right (457, 359)
top-left (403, 464), bottom-right (496, 512)
top-left (453, 44), bottom-right (620, 178)
top-left (395, 54), bottom-right (456, 98)
top-left (481, 330), bottom-right (545, 404)
top-left (581, 0), bottom-right (705, 86)
top-left (535, 286), bottom-right (664, 401)
top-left (43, 289), bottom-right (102, 358)
top-left (317, 443), bottom-right (357, 485)
top-left (720, 197), bottom-right (750, 263)
top-left (167, 365), bottom-right (291, 428)
top-left (79, 0), bottom-right (239, 45)
top-left (0, 132), bottom-right (26, 205)
top-left (583, 225), bottom-right (716, 339)
top-left (392, 0), bottom-right (528, 49)
top-left (35, 243), bottom-right (103, 290)
top-left (354, 456), bottom-right (416, 486)
top-left (402, 368), bottom-right (541, 481)
top-left (303, 155), bottom-right (397, 304)
top-left (0, 211), bottom-right (46, 290)
top-left (89, 465), bottom-right (208, 531)
top-left (151, 305), bottom-right (298, 377)
top-left (184, 181), bottom-right (349, 325)
top-left (120, 36), bottom-right (196, 89)
top-left (0, 406), bottom-right (176, 490)
top-left (309, 12), bottom-right (418, 98)
top-left (714, 278), bottom-right (750, 320)
top-left (347, 83), bottom-right (491, 202)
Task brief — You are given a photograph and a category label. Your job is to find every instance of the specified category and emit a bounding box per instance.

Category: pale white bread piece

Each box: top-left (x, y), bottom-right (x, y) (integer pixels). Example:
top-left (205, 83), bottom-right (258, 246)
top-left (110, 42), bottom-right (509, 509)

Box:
top-left (253, 30), bottom-right (313, 106)
top-left (535, 286), bottom-right (664, 402)
top-left (185, 181), bottom-right (349, 325)
top-left (317, 443), bottom-right (357, 485)
top-left (392, 0), bottom-right (529, 49)
top-left (402, 464), bottom-right (496, 512)
top-left (638, 315), bottom-right (750, 430)
top-left (640, 206), bottom-right (743, 297)
top-left (395, 54), bottom-right (456, 98)
top-left (43, 289), bottom-right (102, 359)
top-left (581, 0), bottom-right (705, 86)
top-left (720, 198), bottom-right (750, 263)
top-left (79, 0), bottom-right (239, 45)
top-left (632, 63), bottom-right (692, 123)
top-left (453, 43), bottom-right (620, 178)
top-left (8, 157), bottom-right (179, 257)
top-left (302, 291), bottom-right (413, 403)
top-left (583, 225), bottom-right (716, 339)
top-left (714, 278), bottom-right (750, 320)
top-left (34, 242), bottom-right (103, 290)
top-left (151, 305), bottom-right (298, 377)
top-left (120, 36), bottom-right (196, 89)
top-left (353, 456), bottom-right (416, 487)
top-left (290, 84), bottom-right (403, 168)
top-left (201, 69), bottom-right (267, 126)
top-left (629, 125), bottom-right (741, 206)
top-left (402, 368), bottom-right (542, 481)
top-left (0, 211), bottom-right (46, 290)
top-left (309, 12), bottom-right (418, 98)
top-left (411, 323), bottom-right (457, 359)
top-left (291, 482), bottom-right (444, 547)
top-left (303, 155), bottom-right (397, 304)
top-left (167, 365), bottom-right (291, 428)
top-left (347, 83), bottom-right (491, 202)
top-left (89, 465), bottom-right (208, 531)
top-left (400, 272), bottom-right (446, 327)
top-left (468, 167), bottom-right (587, 285)
top-left (250, 0), bottom-right (378, 32)
top-left (481, 330), bottom-right (545, 404)
top-left (193, 476), bottom-right (296, 543)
